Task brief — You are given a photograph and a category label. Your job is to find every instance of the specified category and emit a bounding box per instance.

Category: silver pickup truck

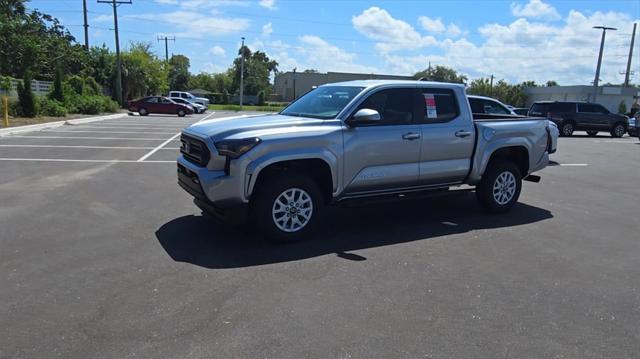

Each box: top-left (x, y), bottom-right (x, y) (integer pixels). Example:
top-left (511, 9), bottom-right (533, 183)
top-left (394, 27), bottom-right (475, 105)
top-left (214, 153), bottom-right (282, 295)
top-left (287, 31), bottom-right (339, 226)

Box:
top-left (178, 80), bottom-right (558, 241)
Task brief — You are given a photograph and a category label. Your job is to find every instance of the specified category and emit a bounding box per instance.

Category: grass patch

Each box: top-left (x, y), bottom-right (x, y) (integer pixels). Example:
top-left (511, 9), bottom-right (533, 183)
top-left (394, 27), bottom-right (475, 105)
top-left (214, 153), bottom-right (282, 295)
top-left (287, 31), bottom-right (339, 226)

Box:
top-left (209, 104), bottom-right (284, 112)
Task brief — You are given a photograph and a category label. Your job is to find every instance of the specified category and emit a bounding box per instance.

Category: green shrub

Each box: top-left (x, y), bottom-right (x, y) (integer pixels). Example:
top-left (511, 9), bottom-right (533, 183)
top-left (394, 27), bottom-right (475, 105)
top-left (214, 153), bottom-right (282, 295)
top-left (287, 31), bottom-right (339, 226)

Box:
top-left (618, 100), bottom-right (627, 114)
top-left (75, 95), bottom-right (102, 114)
top-left (50, 66), bottom-right (65, 102)
top-left (17, 71), bottom-right (36, 117)
top-left (67, 75), bottom-right (85, 95)
top-left (84, 76), bottom-right (101, 96)
top-left (98, 96), bottom-right (119, 113)
top-left (257, 91), bottom-right (266, 106)
top-left (8, 98), bottom-right (22, 117)
top-left (37, 97), bottom-right (67, 117)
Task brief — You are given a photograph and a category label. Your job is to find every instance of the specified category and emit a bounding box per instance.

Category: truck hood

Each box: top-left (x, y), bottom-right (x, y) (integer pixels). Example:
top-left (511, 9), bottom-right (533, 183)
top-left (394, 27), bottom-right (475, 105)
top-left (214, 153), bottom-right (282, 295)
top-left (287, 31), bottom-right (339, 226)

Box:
top-left (183, 113), bottom-right (340, 141)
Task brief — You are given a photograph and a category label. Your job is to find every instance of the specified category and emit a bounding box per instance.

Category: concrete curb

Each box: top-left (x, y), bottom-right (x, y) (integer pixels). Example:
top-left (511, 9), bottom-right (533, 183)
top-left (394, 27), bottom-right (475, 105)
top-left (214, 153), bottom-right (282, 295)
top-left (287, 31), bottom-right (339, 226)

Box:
top-left (0, 113), bottom-right (127, 137)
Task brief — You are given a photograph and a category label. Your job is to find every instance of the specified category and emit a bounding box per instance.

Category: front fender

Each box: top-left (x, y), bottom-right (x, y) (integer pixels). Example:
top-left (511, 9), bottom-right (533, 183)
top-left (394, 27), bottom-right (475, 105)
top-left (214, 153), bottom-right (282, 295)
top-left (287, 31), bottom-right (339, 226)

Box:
top-left (244, 148), bottom-right (339, 198)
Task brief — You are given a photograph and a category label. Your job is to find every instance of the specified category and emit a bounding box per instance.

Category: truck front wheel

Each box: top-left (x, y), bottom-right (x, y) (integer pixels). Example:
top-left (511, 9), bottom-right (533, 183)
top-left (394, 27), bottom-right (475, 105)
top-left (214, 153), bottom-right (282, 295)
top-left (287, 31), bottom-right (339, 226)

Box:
top-left (476, 161), bottom-right (522, 213)
top-left (252, 172), bottom-right (324, 242)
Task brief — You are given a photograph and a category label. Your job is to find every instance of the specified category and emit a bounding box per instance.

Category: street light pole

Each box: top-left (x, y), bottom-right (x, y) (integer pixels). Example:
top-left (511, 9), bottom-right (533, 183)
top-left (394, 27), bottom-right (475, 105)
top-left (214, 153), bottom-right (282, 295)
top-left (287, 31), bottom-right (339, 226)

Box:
top-left (239, 37), bottom-right (245, 110)
top-left (592, 26), bottom-right (617, 102)
top-left (97, 0), bottom-right (131, 107)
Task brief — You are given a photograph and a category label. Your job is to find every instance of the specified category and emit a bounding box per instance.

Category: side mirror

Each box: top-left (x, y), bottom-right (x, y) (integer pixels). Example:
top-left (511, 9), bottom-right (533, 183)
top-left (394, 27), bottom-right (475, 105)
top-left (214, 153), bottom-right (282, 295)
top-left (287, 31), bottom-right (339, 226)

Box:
top-left (350, 108), bottom-right (381, 125)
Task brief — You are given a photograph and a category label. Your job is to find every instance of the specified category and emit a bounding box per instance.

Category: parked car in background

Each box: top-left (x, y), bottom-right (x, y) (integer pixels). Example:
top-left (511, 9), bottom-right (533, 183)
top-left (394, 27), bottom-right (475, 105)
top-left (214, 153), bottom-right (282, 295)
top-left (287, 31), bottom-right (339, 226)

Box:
top-left (468, 95), bottom-right (517, 116)
top-left (628, 115), bottom-right (637, 137)
top-left (511, 107), bottom-right (529, 116)
top-left (128, 96), bottom-right (194, 117)
top-left (528, 101), bottom-right (628, 137)
top-left (168, 91), bottom-right (210, 107)
top-left (178, 80), bottom-right (558, 241)
top-left (170, 97), bottom-right (206, 114)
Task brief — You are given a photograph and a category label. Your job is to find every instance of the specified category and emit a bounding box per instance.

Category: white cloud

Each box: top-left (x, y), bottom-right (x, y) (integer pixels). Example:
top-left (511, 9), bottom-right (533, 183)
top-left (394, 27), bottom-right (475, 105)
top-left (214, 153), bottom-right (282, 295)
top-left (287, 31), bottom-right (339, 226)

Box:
top-left (419, 16), bottom-right (445, 33)
top-left (353, 7), bottom-right (437, 52)
top-left (125, 11), bottom-right (250, 38)
top-left (92, 14), bottom-right (113, 23)
top-left (382, 10), bottom-right (639, 86)
top-left (262, 22), bottom-right (273, 37)
top-left (259, 0), bottom-right (276, 10)
top-left (155, 0), bottom-right (178, 4)
top-left (208, 46), bottom-right (226, 57)
top-left (419, 16), bottom-right (466, 37)
top-left (511, 0), bottom-right (561, 20)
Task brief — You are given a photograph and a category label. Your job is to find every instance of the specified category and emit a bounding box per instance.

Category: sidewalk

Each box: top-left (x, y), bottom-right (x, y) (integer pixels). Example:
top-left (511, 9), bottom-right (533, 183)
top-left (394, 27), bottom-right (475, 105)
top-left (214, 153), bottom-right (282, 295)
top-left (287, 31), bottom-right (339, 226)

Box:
top-left (0, 113), bottom-right (128, 136)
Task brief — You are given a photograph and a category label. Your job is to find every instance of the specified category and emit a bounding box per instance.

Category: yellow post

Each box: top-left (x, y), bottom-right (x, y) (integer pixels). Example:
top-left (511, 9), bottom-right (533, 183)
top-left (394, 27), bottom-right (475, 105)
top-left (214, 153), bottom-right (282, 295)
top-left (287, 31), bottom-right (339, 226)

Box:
top-left (2, 96), bottom-right (8, 127)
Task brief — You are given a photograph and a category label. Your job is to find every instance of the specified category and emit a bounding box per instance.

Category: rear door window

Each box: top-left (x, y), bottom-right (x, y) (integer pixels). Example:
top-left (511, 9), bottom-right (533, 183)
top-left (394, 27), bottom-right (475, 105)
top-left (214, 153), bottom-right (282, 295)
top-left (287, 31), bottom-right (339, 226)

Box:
top-left (145, 97), bottom-right (158, 103)
top-left (551, 103), bottom-right (575, 113)
top-left (578, 103), bottom-right (599, 113)
top-left (417, 88), bottom-right (459, 123)
top-left (469, 98), bottom-right (485, 113)
top-left (482, 99), bottom-right (510, 115)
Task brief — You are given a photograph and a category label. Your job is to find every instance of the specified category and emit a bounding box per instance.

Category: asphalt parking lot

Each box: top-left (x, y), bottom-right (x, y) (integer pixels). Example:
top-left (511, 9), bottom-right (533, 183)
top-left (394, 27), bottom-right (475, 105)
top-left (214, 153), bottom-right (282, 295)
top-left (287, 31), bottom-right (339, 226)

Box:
top-left (1, 113), bottom-right (639, 358)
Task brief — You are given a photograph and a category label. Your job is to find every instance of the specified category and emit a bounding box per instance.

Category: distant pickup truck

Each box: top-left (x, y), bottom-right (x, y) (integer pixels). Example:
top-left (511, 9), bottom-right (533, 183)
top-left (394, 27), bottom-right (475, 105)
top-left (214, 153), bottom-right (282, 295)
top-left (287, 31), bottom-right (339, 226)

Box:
top-left (177, 80), bottom-right (559, 241)
top-left (168, 91), bottom-right (210, 108)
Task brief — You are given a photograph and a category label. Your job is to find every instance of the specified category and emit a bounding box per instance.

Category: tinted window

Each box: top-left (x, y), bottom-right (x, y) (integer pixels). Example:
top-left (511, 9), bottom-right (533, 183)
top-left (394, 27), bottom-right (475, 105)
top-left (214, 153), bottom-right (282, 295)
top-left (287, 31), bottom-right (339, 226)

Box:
top-left (469, 98), bottom-right (485, 113)
top-left (417, 88), bottom-right (459, 123)
top-left (161, 98), bottom-right (173, 104)
top-left (145, 97), bottom-right (158, 103)
top-left (482, 99), bottom-right (510, 114)
top-left (551, 103), bottom-right (575, 112)
top-left (357, 88), bottom-right (415, 125)
top-left (578, 103), bottom-right (600, 113)
top-left (595, 105), bottom-right (609, 114)
top-left (281, 86), bottom-right (364, 119)
top-left (529, 103), bottom-right (549, 116)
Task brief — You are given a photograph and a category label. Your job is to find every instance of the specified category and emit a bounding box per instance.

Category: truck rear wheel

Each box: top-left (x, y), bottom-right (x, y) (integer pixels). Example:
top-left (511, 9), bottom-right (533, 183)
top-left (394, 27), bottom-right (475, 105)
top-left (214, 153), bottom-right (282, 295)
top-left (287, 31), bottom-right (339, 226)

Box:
top-left (476, 160), bottom-right (522, 213)
top-left (252, 172), bottom-right (324, 242)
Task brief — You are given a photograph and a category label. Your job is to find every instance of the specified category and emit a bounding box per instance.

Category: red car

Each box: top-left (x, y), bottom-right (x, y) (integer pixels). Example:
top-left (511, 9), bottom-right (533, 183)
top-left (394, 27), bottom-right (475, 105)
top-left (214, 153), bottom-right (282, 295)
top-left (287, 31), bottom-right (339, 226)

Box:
top-left (127, 96), bottom-right (194, 117)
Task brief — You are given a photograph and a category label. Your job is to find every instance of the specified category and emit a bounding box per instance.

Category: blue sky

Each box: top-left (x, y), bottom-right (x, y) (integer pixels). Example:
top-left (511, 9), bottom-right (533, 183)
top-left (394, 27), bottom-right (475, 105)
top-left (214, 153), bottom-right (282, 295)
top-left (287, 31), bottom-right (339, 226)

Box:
top-left (28, 0), bottom-right (640, 85)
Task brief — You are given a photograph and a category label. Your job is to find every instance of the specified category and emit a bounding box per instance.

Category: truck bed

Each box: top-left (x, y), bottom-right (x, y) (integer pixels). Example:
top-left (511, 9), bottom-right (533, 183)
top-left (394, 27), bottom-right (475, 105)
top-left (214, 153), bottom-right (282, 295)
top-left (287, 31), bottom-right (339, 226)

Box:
top-left (472, 113), bottom-right (543, 122)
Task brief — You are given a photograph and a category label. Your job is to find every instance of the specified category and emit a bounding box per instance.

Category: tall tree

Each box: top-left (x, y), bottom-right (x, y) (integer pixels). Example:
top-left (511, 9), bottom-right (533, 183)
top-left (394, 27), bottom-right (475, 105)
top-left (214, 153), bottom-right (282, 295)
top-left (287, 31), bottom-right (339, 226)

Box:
top-left (413, 65), bottom-right (467, 84)
top-left (0, 0), bottom-right (88, 79)
top-left (120, 42), bottom-right (168, 100)
top-left (168, 54), bottom-right (190, 91)
top-left (230, 46), bottom-right (278, 95)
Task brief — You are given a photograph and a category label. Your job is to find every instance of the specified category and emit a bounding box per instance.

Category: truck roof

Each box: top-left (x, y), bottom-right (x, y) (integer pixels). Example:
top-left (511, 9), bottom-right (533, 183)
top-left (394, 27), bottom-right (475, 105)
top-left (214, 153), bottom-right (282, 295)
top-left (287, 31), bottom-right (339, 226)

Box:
top-left (321, 79), bottom-right (465, 90)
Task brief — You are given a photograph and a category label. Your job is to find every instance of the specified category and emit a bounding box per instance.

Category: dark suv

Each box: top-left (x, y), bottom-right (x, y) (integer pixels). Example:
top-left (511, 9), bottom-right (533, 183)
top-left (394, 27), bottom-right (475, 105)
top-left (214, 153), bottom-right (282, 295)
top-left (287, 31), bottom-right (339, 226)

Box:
top-left (529, 101), bottom-right (628, 137)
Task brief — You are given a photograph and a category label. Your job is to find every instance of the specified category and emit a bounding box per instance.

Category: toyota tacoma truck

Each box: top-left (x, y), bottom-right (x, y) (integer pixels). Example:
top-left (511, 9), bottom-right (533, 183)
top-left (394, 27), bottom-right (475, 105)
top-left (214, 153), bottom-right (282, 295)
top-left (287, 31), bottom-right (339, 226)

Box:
top-left (177, 80), bottom-right (559, 241)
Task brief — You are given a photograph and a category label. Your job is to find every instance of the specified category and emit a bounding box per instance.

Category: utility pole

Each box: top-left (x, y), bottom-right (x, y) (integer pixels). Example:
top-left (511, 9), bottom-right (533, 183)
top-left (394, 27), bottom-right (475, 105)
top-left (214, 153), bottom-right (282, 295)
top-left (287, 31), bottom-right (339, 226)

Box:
top-left (239, 37), bottom-right (245, 110)
top-left (489, 74), bottom-right (494, 96)
top-left (292, 67), bottom-right (297, 100)
top-left (157, 35), bottom-right (175, 62)
top-left (624, 23), bottom-right (637, 87)
top-left (82, 0), bottom-right (89, 49)
top-left (98, 0), bottom-right (132, 107)
top-left (592, 26), bottom-right (617, 102)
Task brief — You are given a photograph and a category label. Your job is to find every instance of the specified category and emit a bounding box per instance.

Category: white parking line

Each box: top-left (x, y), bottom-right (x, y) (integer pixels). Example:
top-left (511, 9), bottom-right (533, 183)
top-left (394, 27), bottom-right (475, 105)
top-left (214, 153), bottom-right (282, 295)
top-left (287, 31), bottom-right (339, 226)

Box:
top-left (558, 163), bottom-right (589, 166)
top-left (7, 136), bottom-right (170, 140)
top-left (135, 111), bottom-right (218, 162)
top-left (595, 140), bottom-right (637, 144)
top-left (46, 130), bottom-right (177, 134)
top-left (0, 158), bottom-right (174, 163)
top-left (0, 144), bottom-right (157, 149)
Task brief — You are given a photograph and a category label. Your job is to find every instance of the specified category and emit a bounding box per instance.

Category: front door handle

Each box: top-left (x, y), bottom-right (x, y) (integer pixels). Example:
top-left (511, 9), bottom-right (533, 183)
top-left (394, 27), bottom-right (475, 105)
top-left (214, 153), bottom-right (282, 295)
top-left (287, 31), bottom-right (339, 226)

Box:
top-left (402, 132), bottom-right (421, 141)
top-left (455, 130), bottom-right (472, 138)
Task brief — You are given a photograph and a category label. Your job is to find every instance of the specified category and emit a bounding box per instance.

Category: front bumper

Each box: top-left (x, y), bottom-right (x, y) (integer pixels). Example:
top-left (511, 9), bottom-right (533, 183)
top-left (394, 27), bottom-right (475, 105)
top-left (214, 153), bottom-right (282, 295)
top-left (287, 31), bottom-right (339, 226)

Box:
top-left (177, 155), bottom-right (246, 209)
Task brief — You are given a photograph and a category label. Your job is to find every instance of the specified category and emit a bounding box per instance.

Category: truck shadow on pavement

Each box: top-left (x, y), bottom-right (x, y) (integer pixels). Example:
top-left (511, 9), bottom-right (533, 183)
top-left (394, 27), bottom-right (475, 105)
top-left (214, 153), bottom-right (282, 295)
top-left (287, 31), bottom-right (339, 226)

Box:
top-left (156, 193), bottom-right (552, 269)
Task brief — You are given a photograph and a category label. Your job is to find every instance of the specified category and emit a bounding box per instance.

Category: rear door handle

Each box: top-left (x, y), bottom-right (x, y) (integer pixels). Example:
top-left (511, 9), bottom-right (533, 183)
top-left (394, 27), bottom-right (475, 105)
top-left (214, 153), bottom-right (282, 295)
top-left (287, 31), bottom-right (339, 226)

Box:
top-left (455, 130), bottom-right (472, 138)
top-left (402, 132), bottom-right (421, 141)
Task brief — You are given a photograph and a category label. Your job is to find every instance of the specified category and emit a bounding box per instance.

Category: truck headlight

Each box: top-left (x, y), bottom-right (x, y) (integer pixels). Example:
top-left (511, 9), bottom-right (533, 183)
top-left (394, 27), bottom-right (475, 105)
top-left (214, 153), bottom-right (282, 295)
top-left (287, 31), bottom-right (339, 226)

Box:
top-left (215, 138), bottom-right (261, 159)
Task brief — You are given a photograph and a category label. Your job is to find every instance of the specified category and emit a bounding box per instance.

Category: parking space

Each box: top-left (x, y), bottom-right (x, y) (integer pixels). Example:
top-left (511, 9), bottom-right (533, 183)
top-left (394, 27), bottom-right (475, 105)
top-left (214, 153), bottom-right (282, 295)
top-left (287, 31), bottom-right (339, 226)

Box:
top-left (0, 112), bottom-right (224, 163)
top-left (1, 119), bottom-right (639, 358)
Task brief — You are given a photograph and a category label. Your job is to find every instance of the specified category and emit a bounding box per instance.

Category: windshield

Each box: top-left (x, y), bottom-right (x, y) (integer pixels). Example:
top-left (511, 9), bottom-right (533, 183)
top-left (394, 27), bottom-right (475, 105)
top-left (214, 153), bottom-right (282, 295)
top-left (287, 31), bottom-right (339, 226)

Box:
top-left (281, 86), bottom-right (365, 119)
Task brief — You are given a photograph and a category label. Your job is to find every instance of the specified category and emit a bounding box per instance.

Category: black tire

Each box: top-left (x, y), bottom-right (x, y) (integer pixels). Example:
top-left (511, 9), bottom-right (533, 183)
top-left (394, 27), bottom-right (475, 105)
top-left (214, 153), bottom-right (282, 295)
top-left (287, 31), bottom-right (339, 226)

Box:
top-left (251, 171), bottom-right (325, 242)
top-left (476, 160), bottom-right (522, 213)
top-left (139, 108), bottom-right (149, 116)
top-left (610, 123), bottom-right (625, 138)
top-left (560, 122), bottom-right (574, 137)
top-left (177, 109), bottom-right (186, 117)
top-left (586, 131), bottom-right (598, 137)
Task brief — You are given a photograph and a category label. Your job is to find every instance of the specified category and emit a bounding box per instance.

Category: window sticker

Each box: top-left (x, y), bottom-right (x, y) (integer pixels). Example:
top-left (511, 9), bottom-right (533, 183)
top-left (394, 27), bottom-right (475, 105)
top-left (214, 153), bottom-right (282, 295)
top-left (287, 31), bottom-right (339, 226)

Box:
top-left (424, 93), bottom-right (437, 118)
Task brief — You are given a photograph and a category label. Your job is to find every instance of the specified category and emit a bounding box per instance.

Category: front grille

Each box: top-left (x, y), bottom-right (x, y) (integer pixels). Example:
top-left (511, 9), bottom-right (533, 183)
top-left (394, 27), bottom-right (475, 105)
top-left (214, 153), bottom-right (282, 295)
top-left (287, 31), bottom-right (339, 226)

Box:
top-left (180, 134), bottom-right (210, 167)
